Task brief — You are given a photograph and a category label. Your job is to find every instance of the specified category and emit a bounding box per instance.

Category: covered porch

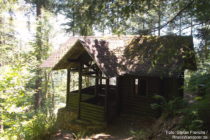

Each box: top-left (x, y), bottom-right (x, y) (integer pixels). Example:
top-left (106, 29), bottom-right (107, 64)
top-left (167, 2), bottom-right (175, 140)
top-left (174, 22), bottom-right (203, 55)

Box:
top-left (65, 66), bottom-right (119, 123)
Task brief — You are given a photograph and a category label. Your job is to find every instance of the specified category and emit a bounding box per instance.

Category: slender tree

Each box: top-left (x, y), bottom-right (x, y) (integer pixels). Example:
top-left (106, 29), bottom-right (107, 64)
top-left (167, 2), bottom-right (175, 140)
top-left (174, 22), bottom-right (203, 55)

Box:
top-left (25, 0), bottom-right (52, 110)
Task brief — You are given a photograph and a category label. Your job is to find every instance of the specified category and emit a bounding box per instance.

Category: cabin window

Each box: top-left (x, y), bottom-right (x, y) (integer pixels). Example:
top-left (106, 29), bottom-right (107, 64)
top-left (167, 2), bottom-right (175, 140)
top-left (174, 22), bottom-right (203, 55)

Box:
top-left (110, 77), bottom-right (116, 86)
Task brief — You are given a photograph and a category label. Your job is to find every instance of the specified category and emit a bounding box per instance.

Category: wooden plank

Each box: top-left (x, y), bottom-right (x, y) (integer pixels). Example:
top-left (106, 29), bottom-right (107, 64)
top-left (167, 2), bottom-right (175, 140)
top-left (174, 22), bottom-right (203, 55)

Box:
top-left (116, 77), bottom-right (120, 114)
top-left (80, 112), bottom-right (104, 119)
top-left (80, 106), bottom-right (104, 114)
top-left (80, 108), bottom-right (104, 114)
top-left (81, 107), bottom-right (104, 113)
top-left (80, 111), bottom-right (104, 117)
top-left (81, 94), bottom-right (94, 100)
top-left (69, 103), bottom-right (78, 106)
top-left (105, 78), bottom-right (109, 122)
top-left (78, 63), bottom-right (82, 119)
top-left (80, 102), bottom-right (103, 110)
top-left (123, 101), bottom-right (152, 108)
top-left (95, 70), bottom-right (99, 96)
top-left (80, 111), bottom-right (104, 118)
top-left (66, 69), bottom-right (71, 107)
top-left (80, 112), bottom-right (105, 120)
top-left (80, 115), bottom-right (104, 122)
top-left (81, 108), bottom-right (104, 115)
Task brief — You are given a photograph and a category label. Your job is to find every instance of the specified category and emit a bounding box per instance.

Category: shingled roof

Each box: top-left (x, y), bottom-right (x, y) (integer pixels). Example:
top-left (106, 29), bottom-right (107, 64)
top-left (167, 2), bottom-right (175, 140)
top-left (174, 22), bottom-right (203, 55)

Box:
top-left (41, 35), bottom-right (196, 77)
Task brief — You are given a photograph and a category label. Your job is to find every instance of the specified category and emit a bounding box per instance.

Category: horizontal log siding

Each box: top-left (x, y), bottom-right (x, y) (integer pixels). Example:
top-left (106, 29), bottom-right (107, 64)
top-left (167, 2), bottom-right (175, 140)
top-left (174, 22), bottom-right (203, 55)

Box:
top-left (67, 93), bottom-right (94, 111)
top-left (122, 96), bottom-right (157, 117)
top-left (66, 93), bottom-right (105, 122)
top-left (80, 102), bottom-right (105, 122)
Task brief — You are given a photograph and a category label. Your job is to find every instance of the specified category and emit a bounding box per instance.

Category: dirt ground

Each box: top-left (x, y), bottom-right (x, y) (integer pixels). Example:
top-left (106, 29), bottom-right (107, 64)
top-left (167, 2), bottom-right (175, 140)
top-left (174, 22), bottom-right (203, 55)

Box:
top-left (49, 114), bottom-right (156, 140)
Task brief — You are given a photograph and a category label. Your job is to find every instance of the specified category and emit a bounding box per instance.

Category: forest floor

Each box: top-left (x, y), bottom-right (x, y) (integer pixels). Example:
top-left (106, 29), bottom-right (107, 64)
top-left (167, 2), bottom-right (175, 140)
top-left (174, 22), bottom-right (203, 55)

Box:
top-left (49, 114), bottom-right (156, 140)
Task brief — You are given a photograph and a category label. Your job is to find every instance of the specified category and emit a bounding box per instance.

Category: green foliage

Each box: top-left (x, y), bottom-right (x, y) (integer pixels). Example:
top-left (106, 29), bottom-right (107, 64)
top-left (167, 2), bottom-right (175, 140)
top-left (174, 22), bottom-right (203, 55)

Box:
top-left (180, 110), bottom-right (203, 131)
top-left (130, 129), bottom-right (149, 140)
top-left (55, 0), bottom-right (165, 35)
top-left (186, 60), bottom-right (210, 95)
top-left (22, 113), bottom-right (56, 140)
top-left (0, 64), bottom-right (31, 139)
top-left (151, 96), bottom-right (187, 118)
top-left (187, 73), bottom-right (210, 94)
top-left (72, 130), bottom-right (89, 140)
top-left (179, 93), bottom-right (210, 131)
top-left (1, 112), bottom-right (56, 140)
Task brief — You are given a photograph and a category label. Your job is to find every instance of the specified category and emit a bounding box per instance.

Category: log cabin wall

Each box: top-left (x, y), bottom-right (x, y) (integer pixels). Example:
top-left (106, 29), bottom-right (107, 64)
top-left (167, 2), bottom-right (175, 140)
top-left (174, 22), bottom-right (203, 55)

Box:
top-left (118, 76), bottom-right (135, 97)
top-left (118, 75), bottom-right (184, 99)
top-left (118, 74), bottom-right (184, 116)
top-left (162, 76), bottom-right (184, 100)
top-left (118, 75), bottom-right (158, 116)
top-left (118, 75), bottom-right (163, 98)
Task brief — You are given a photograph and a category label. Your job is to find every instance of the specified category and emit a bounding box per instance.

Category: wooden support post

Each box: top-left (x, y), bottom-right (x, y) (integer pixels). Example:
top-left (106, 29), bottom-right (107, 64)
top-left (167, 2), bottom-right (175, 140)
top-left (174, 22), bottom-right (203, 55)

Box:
top-left (116, 77), bottom-right (120, 115)
top-left (66, 69), bottom-right (71, 109)
top-left (78, 63), bottom-right (82, 119)
top-left (99, 72), bottom-right (102, 85)
top-left (99, 72), bottom-right (102, 92)
top-left (105, 78), bottom-right (109, 123)
top-left (95, 70), bottom-right (99, 96)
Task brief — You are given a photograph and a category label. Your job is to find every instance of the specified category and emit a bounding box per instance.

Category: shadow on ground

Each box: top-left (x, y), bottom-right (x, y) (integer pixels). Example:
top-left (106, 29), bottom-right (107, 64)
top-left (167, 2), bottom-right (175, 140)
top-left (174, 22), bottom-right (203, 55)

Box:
top-left (50, 114), bottom-right (155, 140)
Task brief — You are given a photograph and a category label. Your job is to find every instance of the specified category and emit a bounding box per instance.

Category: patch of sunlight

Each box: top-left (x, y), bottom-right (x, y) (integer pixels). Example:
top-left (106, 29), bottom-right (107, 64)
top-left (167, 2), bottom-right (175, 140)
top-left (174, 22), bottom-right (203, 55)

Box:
top-left (88, 133), bottom-right (111, 140)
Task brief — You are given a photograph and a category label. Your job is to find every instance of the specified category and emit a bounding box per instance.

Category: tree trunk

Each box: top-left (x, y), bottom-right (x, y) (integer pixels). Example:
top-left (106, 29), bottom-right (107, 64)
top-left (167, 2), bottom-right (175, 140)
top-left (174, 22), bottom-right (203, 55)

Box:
top-left (158, 0), bottom-right (161, 36)
top-left (34, 2), bottom-right (43, 111)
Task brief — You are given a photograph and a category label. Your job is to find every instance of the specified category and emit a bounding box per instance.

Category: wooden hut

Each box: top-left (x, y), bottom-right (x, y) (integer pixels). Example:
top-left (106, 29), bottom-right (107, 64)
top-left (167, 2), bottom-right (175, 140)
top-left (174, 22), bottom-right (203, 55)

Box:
top-left (41, 35), bottom-right (196, 123)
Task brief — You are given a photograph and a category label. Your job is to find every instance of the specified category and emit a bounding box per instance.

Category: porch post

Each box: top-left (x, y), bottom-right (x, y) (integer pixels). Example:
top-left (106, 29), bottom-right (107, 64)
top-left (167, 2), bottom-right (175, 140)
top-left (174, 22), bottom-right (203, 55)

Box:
top-left (95, 70), bottom-right (99, 96)
top-left (99, 72), bottom-right (102, 93)
top-left (105, 78), bottom-right (109, 123)
top-left (78, 63), bottom-right (82, 119)
top-left (66, 69), bottom-right (71, 109)
top-left (116, 77), bottom-right (120, 114)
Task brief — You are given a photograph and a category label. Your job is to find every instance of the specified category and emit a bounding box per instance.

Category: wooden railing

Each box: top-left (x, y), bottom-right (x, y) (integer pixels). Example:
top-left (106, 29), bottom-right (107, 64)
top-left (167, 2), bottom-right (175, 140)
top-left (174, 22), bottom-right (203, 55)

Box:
top-left (66, 93), bottom-right (94, 111)
top-left (80, 102), bottom-right (105, 122)
top-left (66, 92), bottom-right (105, 122)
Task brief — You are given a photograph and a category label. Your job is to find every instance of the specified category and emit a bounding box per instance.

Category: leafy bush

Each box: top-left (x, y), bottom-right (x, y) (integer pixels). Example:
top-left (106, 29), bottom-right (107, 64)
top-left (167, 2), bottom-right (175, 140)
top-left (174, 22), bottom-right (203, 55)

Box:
top-left (23, 113), bottom-right (56, 140)
top-left (1, 113), bottom-right (56, 140)
top-left (151, 95), bottom-right (187, 118)
top-left (0, 65), bottom-right (56, 140)
top-left (179, 93), bottom-right (210, 131)
top-left (72, 130), bottom-right (89, 140)
top-left (187, 73), bottom-right (210, 95)
top-left (130, 129), bottom-right (149, 140)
